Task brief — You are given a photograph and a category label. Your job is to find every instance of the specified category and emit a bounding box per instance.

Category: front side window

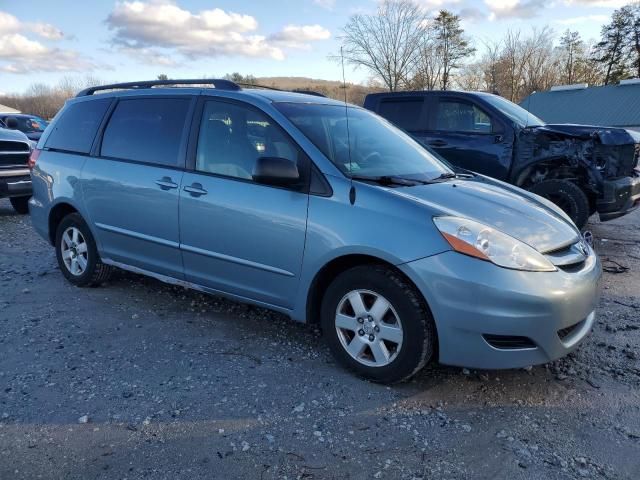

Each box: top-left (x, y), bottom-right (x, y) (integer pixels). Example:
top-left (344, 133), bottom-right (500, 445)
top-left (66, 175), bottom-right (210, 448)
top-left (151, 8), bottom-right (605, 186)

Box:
top-left (481, 94), bottom-right (544, 127)
top-left (196, 100), bottom-right (303, 181)
top-left (275, 102), bottom-right (450, 181)
top-left (101, 98), bottom-right (190, 167)
top-left (436, 100), bottom-right (493, 133)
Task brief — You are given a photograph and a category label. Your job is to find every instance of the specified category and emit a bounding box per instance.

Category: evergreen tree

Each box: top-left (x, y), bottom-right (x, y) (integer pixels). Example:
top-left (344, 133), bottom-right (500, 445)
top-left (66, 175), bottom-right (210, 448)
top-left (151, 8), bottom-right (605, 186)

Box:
top-left (432, 10), bottom-right (475, 90)
top-left (593, 8), bottom-right (632, 84)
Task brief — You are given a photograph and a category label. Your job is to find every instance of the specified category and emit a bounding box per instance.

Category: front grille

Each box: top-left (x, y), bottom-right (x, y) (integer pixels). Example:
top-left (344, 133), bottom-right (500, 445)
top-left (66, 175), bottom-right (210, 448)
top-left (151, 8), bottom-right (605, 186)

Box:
top-left (483, 334), bottom-right (537, 350)
top-left (0, 140), bottom-right (30, 153)
top-left (0, 152), bottom-right (29, 167)
top-left (544, 241), bottom-right (589, 270)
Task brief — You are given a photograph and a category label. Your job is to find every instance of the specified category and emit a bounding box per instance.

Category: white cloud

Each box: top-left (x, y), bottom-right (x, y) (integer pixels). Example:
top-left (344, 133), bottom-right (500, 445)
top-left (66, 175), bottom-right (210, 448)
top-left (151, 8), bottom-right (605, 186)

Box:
top-left (485, 0), bottom-right (548, 20)
top-left (270, 24), bottom-right (331, 49)
top-left (107, 1), bottom-right (331, 64)
top-left (27, 22), bottom-right (64, 40)
top-left (556, 14), bottom-right (609, 25)
top-left (564, 0), bottom-right (629, 7)
top-left (0, 11), bottom-right (95, 73)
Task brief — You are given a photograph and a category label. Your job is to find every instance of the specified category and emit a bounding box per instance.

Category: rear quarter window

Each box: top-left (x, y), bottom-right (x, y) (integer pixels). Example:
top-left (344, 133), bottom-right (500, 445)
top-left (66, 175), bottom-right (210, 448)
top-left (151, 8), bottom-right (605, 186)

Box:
top-left (100, 98), bottom-right (190, 167)
top-left (45, 98), bottom-right (112, 154)
top-left (377, 97), bottom-right (424, 132)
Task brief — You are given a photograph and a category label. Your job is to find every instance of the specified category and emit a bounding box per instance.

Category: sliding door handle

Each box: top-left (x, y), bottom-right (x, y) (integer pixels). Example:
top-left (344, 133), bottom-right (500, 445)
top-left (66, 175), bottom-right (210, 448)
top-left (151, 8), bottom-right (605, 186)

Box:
top-left (155, 177), bottom-right (178, 190)
top-left (183, 183), bottom-right (208, 197)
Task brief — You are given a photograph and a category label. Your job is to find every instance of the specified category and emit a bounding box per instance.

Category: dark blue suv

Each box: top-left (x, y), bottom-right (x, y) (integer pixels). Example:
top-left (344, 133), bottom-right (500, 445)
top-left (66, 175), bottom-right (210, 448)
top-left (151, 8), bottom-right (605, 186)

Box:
top-left (365, 90), bottom-right (640, 229)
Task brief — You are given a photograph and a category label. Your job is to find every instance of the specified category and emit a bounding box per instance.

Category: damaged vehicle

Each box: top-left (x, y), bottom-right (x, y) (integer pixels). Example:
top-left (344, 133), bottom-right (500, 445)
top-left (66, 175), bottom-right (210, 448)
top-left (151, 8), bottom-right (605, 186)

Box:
top-left (364, 91), bottom-right (640, 229)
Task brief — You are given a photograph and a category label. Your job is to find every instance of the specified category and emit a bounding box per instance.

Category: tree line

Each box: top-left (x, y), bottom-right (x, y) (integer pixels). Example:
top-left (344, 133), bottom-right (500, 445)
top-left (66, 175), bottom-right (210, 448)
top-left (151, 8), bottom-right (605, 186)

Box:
top-left (3, 0), bottom-right (640, 118)
top-left (341, 0), bottom-right (640, 102)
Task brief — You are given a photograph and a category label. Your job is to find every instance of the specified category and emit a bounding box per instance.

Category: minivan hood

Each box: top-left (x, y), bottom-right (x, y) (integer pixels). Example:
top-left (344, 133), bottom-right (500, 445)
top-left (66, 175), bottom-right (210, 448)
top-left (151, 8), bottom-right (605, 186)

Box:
top-left (392, 177), bottom-right (580, 253)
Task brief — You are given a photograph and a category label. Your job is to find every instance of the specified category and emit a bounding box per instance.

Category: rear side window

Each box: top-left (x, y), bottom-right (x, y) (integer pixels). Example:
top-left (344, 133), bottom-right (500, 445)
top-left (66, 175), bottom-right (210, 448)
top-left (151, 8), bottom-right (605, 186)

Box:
top-left (377, 98), bottom-right (424, 132)
top-left (45, 98), bottom-right (111, 154)
top-left (101, 98), bottom-right (190, 167)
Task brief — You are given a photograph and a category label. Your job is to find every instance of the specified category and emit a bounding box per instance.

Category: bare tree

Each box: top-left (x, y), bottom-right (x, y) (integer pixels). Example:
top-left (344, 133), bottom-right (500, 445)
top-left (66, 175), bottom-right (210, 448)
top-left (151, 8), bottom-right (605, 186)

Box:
top-left (340, 0), bottom-right (427, 91)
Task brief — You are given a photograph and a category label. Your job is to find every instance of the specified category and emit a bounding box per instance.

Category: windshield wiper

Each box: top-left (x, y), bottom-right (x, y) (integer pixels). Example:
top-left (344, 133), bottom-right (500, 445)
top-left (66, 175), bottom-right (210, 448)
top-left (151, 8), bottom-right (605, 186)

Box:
top-left (350, 175), bottom-right (425, 187)
top-left (430, 171), bottom-right (475, 182)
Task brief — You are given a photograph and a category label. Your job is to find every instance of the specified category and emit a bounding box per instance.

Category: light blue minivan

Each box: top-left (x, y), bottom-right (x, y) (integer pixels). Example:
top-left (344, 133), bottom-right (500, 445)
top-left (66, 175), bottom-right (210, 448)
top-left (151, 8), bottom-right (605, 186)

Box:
top-left (29, 79), bottom-right (601, 383)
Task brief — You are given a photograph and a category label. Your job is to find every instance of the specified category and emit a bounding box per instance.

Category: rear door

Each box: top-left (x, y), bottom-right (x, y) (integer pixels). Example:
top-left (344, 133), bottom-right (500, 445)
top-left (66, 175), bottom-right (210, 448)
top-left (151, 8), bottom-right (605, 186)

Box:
top-left (81, 95), bottom-right (194, 279)
top-left (426, 97), bottom-right (512, 179)
top-left (179, 97), bottom-right (310, 308)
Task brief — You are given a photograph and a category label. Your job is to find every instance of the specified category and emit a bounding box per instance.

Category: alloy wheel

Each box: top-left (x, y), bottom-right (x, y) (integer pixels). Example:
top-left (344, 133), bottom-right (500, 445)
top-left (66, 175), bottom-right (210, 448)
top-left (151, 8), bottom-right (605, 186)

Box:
top-left (335, 289), bottom-right (404, 367)
top-left (60, 226), bottom-right (89, 276)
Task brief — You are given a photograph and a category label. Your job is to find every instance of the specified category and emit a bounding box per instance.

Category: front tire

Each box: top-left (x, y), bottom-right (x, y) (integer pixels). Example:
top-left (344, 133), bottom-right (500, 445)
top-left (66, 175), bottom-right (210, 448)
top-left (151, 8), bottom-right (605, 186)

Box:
top-left (528, 179), bottom-right (590, 229)
top-left (55, 213), bottom-right (112, 287)
top-left (9, 196), bottom-right (30, 214)
top-left (321, 265), bottom-right (436, 384)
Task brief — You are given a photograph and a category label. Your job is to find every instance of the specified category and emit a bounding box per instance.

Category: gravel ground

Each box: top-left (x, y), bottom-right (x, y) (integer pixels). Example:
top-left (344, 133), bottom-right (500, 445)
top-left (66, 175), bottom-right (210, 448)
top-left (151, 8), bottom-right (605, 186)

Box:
top-left (0, 198), bottom-right (639, 480)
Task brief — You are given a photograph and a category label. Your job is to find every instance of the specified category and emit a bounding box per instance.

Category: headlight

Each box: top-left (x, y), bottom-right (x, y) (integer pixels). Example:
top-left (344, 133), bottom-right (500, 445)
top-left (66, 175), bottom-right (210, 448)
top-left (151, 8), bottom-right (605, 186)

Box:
top-left (433, 216), bottom-right (556, 272)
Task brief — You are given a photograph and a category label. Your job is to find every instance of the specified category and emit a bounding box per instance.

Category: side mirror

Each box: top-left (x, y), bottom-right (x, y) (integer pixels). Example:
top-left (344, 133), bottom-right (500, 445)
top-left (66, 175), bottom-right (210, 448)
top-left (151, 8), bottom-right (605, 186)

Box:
top-left (253, 156), bottom-right (300, 186)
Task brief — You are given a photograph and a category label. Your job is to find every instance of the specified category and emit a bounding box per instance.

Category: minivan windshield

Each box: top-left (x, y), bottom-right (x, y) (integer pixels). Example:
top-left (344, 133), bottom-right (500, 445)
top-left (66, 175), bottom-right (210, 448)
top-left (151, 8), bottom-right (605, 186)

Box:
top-left (481, 94), bottom-right (544, 127)
top-left (275, 103), bottom-right (452, 182)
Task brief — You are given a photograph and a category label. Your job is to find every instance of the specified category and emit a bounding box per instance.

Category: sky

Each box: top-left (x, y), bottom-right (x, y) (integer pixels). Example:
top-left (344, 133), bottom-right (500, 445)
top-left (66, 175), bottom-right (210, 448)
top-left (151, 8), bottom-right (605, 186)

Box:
top-left (0, 0), bottom-right (630, 95)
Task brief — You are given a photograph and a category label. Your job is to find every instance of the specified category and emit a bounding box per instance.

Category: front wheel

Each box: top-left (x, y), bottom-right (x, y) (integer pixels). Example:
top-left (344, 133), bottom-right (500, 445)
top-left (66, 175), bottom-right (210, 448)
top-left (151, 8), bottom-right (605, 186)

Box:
top-left (321, 265), bottom-right (436, 384)
top-left (528, 179), bottom-right (590, 229)
top-left (9, 196), bottom-right (30, 214)
top-left (55, 213), bottom-right (112, 287)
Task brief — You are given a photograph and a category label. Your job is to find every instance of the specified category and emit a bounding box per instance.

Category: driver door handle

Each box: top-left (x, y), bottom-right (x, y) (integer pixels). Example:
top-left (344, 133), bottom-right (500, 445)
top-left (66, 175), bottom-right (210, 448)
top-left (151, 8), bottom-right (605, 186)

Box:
top-left (183, 183), bottom-right (208, 197)
top-left (428, 140), bottom-right (447, 147)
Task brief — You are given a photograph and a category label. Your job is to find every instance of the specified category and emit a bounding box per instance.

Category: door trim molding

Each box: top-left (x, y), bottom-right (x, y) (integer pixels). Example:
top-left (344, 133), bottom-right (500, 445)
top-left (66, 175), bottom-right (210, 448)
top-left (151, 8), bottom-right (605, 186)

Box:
top-left (180, 243), bottom-right (295, 277)
top-left (95, 222), bottom-right (179, 248)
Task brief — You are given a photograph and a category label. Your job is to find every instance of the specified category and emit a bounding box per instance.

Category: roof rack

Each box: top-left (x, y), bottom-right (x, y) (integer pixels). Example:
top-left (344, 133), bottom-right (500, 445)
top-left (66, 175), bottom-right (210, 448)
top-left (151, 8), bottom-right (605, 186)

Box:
top-left (237, 83), bottom-right (326, 97)
top-left (76, 79), bottom-right (241, 97)
top-left (292, 89), bottom-right (326, 98)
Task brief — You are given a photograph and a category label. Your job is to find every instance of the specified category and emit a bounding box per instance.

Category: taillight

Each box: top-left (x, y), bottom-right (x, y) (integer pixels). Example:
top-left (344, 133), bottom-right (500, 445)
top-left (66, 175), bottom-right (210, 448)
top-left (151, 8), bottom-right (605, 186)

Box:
top-left (28, 148), bottom-right (41, 170)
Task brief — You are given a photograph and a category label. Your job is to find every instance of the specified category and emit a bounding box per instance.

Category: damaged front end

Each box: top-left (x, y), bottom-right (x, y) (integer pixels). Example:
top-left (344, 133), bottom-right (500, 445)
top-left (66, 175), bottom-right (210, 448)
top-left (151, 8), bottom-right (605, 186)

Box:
top-left (515, 124), bottom-right (640, 221)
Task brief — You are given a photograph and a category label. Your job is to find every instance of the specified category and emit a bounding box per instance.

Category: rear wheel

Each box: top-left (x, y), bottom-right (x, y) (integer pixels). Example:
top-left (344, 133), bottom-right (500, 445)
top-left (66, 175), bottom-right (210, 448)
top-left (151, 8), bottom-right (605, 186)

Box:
top-left (55, 213), bottom-right (112, 287)
top-left (529, 179), bottom-right (590, 229)
top-left (9, 196), bottom-right (30, 214)
top-left (321, 265), bottom-right (436, 384)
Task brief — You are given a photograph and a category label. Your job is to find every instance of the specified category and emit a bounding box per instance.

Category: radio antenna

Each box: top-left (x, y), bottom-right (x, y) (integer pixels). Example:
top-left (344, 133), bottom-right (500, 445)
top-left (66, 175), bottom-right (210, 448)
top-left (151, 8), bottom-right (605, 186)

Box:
top-left (340, 46), bottom-right (355, 202)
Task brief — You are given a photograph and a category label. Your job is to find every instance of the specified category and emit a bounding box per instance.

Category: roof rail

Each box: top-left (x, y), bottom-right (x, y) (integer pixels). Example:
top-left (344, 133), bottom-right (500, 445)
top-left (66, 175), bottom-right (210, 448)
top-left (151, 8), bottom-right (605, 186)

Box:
top-left (292, 89), bottom-right (326, 98)
top-left (76, 79), bottom-right (241, 97)
top-left (237, 83), bottom-right (327, 97)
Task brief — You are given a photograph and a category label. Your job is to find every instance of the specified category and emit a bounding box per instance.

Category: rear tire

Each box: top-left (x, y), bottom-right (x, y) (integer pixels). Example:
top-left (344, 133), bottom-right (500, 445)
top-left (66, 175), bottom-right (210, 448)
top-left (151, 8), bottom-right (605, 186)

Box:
top-left (321, 265), bottom-right (436, 384)
top-left (55, 213), bottom-right (112, 287)
top-left (528, 179), bottom-right (590, 229)
top-left (9, 196), bottom-right (30, 214)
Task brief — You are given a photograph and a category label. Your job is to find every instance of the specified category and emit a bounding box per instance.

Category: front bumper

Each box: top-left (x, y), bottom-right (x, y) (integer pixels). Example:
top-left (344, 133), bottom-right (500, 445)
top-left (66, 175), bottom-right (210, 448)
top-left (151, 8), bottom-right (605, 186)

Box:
top-left (400, 250), bottom-right (601, 369)
top-left (0, 171), bottom-right (32, 198)
top-left (597, 173), bottom-right (640, 221)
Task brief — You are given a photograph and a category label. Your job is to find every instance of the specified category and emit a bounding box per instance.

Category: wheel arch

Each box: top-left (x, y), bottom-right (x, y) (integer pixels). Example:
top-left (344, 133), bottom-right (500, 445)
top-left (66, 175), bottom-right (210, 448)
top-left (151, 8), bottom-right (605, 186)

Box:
top-left (514, 157), bottom-right (598, 190)
top-left (48, 201), bottom-right (80, 245)
top-left (305, 254), bottom-right (433, 327)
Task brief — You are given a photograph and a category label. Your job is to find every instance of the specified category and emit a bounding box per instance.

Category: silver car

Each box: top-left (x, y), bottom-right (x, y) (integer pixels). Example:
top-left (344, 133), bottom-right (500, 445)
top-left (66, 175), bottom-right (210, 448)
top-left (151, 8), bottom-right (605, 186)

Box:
top-left (28, 79), bottom-right (602, 383)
